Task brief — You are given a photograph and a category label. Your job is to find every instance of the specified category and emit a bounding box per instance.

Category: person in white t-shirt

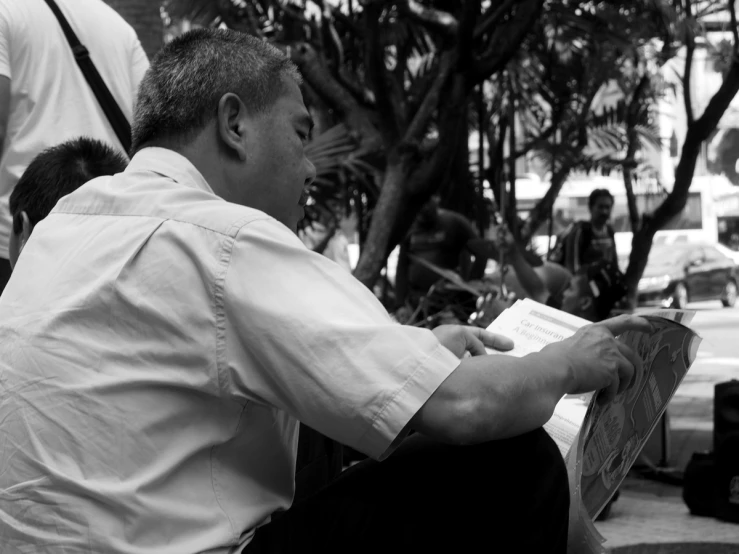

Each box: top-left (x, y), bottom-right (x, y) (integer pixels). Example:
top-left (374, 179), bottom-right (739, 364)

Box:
top-left (0, 29), bottom-right (649, 554)
top-left (0, 0), bottom-right (149, 289)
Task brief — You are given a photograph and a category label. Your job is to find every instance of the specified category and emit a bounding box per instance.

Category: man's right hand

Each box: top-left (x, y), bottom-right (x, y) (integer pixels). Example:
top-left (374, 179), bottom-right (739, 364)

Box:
top-left (541, 314), bottom-right (651, 404)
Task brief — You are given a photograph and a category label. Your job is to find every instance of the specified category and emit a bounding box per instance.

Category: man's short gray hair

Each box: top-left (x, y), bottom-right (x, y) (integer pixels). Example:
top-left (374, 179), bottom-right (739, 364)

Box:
top-left (131, 28), bottom-right (302, 152)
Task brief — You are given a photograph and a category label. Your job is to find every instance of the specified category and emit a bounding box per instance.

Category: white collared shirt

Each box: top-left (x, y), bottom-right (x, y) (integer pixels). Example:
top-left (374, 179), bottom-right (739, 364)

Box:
top-left (0, 148), bottom-right (460, 554)
top-left (0, 0), bottom-right (149, 258)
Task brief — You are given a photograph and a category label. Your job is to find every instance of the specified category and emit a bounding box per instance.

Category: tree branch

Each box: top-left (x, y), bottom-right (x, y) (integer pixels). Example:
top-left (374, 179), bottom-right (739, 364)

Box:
top-left (359, 0), bottom-right (392, 7)
top-left (515, 119), bottom-right (558, 157)
top-left (473, 0), bottom-right (517, 40)
top-left (291, 43), bottom-right (383, 154)
top-left (469, 0), bottom-right (545, 86)
top-left (406, 74), bottom-right (468, 191)
top-left (336, 67), bottom-right (375, 107)
top-left (650, 59), bottom-right (739, 231)
top-left (684, 0), bottom-right (695, 125)
top-left (396, 0), bottom-right (459, 37)
top-left (520, 72), bottom-right (603, 241)
top-left (688, 57), bottom-right (739, 146)
top-left (623, 74), bottom-right (651, 232)
top-left (730, 0), bottom-right (739, 54)
top-left (363, 4), bottom-right (402, 143)
top-left (402, 51), bottom-right (455, 147)
top-left (520, 164), bottom-right (573, 241)
top-left (486, 114), bottom-right (507, 209)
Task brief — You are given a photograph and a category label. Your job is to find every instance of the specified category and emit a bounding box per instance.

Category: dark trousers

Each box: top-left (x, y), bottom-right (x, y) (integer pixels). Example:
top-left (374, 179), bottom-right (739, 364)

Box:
top-left (249, 427), bottom-right (569, 553)
top-left (294, 424), bottom-right (344, 504)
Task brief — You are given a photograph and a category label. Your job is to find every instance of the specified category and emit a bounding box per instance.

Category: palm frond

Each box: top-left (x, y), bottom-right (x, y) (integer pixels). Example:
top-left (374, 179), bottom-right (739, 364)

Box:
top-left (304, 123), bottom-right (378, 200)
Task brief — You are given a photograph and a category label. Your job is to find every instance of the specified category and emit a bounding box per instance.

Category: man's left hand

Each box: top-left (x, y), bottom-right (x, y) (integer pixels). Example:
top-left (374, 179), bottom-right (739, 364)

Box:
top-left (432, 325), bottom-right (514, 359)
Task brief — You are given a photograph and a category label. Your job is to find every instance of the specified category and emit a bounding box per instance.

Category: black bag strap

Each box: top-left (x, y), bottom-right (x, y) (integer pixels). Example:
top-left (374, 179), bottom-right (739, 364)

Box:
top-left (42, 0), bottom-right (132, 154)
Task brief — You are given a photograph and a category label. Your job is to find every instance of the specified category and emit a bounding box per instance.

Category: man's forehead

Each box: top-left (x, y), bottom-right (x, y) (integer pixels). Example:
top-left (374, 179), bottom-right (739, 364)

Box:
top-left (594, 197), bottom-right (613, 206)
top-left (274, 80), bottom-right (312, 124)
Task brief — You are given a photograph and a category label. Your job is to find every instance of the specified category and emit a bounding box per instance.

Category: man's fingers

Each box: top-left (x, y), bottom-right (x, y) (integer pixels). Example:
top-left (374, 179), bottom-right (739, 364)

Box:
top-left (598, 379), bottom-right (619, 405)
top-left (615, 341), bottom-right (641, 393)
top-left (464, 332), bottom-right (488, 356)
top-left (470, 328), bottom-right (514, 352)
top-left (599, 314), bottom-right (652, 337)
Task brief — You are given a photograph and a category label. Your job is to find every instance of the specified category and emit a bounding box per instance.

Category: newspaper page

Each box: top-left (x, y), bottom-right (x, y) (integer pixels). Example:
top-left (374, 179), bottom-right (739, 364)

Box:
top-left (485, 299), bottom-right (591, 458)
top-left (644, 309), bottom-right (696, 326)
top-left (485, 301), bottom-right (701, 554)
top-left (579, 316), bottom-right (702, 519)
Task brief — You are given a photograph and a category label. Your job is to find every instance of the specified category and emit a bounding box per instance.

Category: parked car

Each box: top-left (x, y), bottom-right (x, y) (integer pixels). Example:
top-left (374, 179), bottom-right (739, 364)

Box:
top-left (637, 243), bottom-right (738, 309)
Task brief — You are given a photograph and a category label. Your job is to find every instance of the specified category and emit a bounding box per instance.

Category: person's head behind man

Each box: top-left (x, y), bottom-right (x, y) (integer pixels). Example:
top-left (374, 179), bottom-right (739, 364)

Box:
top-left (559, 273), bottom-right (598, 321)
top-left (588, 188), bottom-right (614, 229)
top-left (8, 137), bottom-right (128, 268)
top-left (416, 195), bottom-right (441, 229)
top-left (131, 28), bottom-right (316, 232)
top-left (559, 265), bottom-right (620, 322)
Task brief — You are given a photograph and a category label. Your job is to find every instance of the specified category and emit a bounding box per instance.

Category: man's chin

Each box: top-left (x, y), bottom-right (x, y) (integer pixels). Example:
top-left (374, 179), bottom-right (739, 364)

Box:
top-left (289, 206), bottom-right (305, 233)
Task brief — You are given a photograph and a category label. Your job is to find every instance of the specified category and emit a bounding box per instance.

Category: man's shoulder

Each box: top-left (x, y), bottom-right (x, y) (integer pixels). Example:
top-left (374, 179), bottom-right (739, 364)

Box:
top-left (437, 209), bottom-right (475, 235)
top-left (438, 208), bottom-right (469, 224)
top-left (55, 174), bottom-right (277, 240)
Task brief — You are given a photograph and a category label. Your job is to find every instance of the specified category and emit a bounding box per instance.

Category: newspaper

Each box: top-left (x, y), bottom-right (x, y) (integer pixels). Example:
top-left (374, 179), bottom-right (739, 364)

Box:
top-left (485, 299), bottom-right (702, 553)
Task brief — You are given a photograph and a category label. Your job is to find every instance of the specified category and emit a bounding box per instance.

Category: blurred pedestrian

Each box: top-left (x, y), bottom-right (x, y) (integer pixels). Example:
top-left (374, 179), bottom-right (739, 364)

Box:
top-left (550, 188), bottom-right (619, 274)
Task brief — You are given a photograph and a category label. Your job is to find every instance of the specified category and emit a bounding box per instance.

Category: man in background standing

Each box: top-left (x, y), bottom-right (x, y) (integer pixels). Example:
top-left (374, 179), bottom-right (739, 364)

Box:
top-left (0, 0), bottom-right (149, 290)
top-left (557, 188), bottom-right (620, 274)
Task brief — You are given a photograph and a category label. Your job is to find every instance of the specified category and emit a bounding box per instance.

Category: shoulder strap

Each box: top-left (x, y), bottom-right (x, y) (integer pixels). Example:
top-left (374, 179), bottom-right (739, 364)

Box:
top-left (42, 0), bottom-right (132, 154)
top-left (578, 220), bottom-right (593, 242)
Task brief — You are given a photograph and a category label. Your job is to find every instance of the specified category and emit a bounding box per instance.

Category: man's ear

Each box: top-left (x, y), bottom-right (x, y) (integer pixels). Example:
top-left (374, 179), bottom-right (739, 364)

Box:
top-left (20, 211), bottom-right (33, 250)
top-left (216, 92), bottom-right (249, 162)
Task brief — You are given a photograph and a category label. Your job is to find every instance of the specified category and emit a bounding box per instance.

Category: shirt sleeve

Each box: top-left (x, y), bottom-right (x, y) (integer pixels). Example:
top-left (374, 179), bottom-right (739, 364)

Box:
top-left (0, 7), bottom-right (12, 79)
top-left (222, 218), bottom-right (461, 461)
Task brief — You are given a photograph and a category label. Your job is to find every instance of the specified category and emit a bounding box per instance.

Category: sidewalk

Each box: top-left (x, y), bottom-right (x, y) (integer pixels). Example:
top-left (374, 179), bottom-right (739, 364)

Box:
top-left (594, 317), bottom-right (739, 553)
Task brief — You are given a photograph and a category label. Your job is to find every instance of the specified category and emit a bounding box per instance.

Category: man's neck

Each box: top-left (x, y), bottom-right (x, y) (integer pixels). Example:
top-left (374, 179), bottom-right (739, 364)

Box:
top-left (170, 135), bottom-right (231, 200)
top-left (590, 220), bottom-right (608, 233)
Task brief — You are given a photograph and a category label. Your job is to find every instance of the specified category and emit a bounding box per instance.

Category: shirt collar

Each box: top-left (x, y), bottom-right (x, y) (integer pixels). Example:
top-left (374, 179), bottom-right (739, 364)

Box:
top-left (126, 147), bottom-right (215, 195)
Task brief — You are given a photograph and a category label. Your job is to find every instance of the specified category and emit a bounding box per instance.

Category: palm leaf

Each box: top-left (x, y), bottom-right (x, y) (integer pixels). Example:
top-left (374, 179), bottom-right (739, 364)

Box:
top-left (304, 124), bottom-right (378, 198)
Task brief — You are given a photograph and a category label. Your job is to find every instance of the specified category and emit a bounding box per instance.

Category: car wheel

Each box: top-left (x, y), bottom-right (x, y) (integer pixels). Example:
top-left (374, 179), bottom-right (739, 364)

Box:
top-left (670, 283), bottom-right (688, 309)
top-left (721, 280), bottom-right (737, 308)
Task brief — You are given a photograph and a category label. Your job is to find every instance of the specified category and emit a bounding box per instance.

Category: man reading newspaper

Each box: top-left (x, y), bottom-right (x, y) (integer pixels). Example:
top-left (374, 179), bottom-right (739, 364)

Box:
top-left (0, 29), bottom-right (651, 554)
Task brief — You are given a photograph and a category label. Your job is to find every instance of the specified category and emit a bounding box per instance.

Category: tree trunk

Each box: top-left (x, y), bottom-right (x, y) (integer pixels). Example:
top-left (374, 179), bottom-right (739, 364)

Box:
top-left (622, 135), bottom-right (640, 236)
top-left (623, 136), bottom-right (702, 305)
top-left (352, 155), bottom-right (409, 287)
top-left (623, 75), bottom-right (649, 234)
top-left (623, 59), bottom-right (739, 304)
top-left (352, 72), bottom-right (470, 288)
top-left (623, 167), bottom-right (640, 233)
top-left (103, 0), bottom-right (163, 60)
top-left (520, 164), bottom-right (572, 241)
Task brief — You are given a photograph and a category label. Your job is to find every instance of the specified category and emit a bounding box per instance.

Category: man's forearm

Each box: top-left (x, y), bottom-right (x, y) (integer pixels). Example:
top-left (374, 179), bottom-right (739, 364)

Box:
top-left (411, 352), bottom-right (572, 444)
